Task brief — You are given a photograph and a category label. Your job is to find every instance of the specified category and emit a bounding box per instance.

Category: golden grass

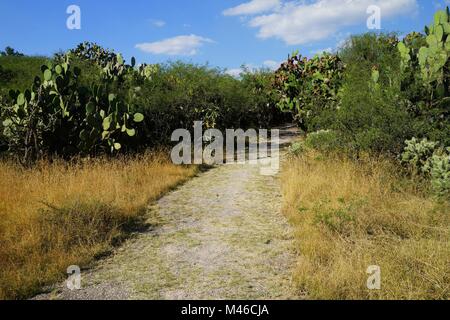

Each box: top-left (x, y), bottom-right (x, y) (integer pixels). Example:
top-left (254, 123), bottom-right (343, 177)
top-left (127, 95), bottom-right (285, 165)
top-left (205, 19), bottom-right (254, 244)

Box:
top-left (282, 151), bottom-right (450, 300)
top-left (0, 152), bottom-right (197, 299)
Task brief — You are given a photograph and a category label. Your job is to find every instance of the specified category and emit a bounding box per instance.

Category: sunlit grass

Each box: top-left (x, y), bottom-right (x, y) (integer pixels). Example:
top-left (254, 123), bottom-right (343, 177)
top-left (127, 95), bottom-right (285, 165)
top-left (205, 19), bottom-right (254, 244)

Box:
top-left (0, 152), bottom-right (197, 299)
top-left (282, 150), bottom-right (450, 299)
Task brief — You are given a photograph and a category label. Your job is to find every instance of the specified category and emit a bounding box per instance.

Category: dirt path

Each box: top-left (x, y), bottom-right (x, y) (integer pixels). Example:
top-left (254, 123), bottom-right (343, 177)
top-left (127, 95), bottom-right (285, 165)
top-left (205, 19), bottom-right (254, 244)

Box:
top-left (37, 126), bottom-right (300, 300)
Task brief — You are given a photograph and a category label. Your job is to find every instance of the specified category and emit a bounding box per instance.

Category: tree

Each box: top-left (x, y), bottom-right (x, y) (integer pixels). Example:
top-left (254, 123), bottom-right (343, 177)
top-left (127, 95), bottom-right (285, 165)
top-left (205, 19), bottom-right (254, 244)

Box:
top-left (0, 47), bottom-right (24, 57)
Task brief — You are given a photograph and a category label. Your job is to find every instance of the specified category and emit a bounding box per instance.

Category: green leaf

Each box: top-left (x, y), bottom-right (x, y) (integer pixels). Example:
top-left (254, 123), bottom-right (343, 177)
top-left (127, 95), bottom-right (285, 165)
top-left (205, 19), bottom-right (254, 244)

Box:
top-left (435, 10), bottom-right (446, 26)
top-left (44, 69), bottom-right (52, 81)
top-left (114, 142), bottom-right (122, 150)
top-left (108, 93), bottom-right (116, 102)
top-left (17, 93), bottom-right (25, 106)
top-left (126, 128), bottom-right (136, 137)
top-left (443, 22), bottom-right (450, 34)
top-left (117, 54), bottom-right (124, 65)
top-left (371, 69), bottom-right (380, 84)
top-left (397, 42), bottom-right (407, 53)
top-left (2, 119), bottom-right (12, 127)
top-left (133, 113), bottom-right (144, 123)
top-left (427, 35), bottom-right (438, 47)
top-left (436, 25), bottom-right (444, 42)
top-left (55, 65), bottom-right (63, 75)
top-left (86, 102), bottom-right (96, 114)
top-left (102, 116), bottom-right (111, 131)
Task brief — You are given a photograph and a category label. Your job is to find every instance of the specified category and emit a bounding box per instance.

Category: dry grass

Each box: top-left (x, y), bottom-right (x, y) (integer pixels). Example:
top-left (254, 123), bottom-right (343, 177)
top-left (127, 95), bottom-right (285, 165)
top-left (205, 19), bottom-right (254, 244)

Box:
top-left (0, 152), bottom-right (197, 299)
top-left (282, 151), bottom-right (450, 300)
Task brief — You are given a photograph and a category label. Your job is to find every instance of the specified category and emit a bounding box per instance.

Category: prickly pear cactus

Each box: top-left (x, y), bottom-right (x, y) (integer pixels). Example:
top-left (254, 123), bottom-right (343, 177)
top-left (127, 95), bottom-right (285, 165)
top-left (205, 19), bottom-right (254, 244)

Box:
top-left (408, 8), bottom-right (450, 92)
top-left (273, 51), bottom-right (345, 131)
top-left (401, 137), bottom-right (439, 175)
top-left (0, 53), bottom-right (144, 162)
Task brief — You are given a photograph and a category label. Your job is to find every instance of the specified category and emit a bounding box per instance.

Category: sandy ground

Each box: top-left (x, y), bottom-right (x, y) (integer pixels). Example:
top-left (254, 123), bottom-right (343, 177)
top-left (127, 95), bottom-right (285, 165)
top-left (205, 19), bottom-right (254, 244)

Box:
top-left (35, 126), bottom-right (301, 300)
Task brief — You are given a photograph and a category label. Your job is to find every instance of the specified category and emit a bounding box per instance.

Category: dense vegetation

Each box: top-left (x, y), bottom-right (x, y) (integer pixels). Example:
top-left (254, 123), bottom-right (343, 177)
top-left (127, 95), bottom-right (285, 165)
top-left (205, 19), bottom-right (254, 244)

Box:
top-left (0, 42), bottom-right (287, 164)
top-left (281, 8), bottom-right (449, 300)
top-left (275, 9), bottom-right (450, 199)
top-left (0, 7), bottom-right (448, 300)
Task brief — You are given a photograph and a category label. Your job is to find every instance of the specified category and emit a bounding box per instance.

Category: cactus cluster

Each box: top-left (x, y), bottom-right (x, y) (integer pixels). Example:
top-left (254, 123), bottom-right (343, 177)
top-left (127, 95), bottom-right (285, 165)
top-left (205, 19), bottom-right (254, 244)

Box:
top-left (401, 137), bottom-right (450, 198)
top-left (399, 8), bottom-right (450, 93)
top-left (273, 51), bottom-right (344, 131)
top-left (1, 53), bottom-right (144, 163)
top-left (138, 63), bottom-right (159, 81)
top-left (69, 42), bottom-right (159, 82)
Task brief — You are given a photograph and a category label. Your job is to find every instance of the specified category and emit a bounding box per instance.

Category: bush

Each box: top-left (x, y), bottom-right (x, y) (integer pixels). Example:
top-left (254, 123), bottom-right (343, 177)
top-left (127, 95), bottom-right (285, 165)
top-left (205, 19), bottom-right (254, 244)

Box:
top-left (430, 152), bottom-right (450, 198)
top-left (401, 137), bottom-right (450, 198)
top-left (399, 10), bottom-right (450, 146)
top-left (287, 141), bottom-right (305, 157)
top-left (304, 130), bottom-right (340, 153)
top-left (335, 33), bottom-right (413, 155)
top-left (273, 52), bottom-right (344, 132)
top-left (0, 55), bottom-right (50, 95)
top-left (401, 137), bottom-right (439, 175)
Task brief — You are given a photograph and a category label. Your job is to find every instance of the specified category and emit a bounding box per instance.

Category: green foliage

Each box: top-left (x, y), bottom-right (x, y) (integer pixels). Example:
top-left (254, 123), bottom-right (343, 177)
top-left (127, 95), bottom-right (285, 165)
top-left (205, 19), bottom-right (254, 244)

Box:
top-left (429, 152), bottom-right (450, 198)
top-left (0, 43), bottom-right (284, 159)
top-left (336, 33), bottom-right (413, 155)
top-left (401, 137), bottom-right (439, 175)
top-left (0, 56), bottom-right (50, 95)
top-left (131, 62), bottom-right (285, 146)
top-left (273, 52), bottom-right (344, 132)
top-left (287, 141), bottom-right (305, 157)
top-left (399, 10), bottom-right (450, 145)
top-left (0, 47), bottom-right (24, 57)
top-left (304, 130), bottom-right (340, 153)
top-left (401, 138), bottom-right (450, 198)
top-left (0, 65), bottom-right (14, 85)
top-left (1, 53), bottom-right (144, 164)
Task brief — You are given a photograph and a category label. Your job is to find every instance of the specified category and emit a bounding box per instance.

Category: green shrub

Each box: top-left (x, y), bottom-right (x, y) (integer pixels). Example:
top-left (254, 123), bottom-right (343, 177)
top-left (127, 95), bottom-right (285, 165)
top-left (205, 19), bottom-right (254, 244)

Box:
top-left (273, 52), bottom-right (344, 132)
top-left (335, 33), bottom-right (413, 155)
top-left (0, 55), bottom-right (50, 95)
top-left (287, 141), bottom-right (305, 157)
top-left (304, 130), bottom-right (340, 153)
top-left (0, 47), bottom-right (24, 57)
top-left (1, 53), bottom-right (144, 164)
top-left (401, 138), bottom-right (450, 198)
top-left (398, 10), bottom-right (450, 146)
top-left (430, 152), bottom-right (450, 198)
top-left (401, 137), bottom-right (439, 175)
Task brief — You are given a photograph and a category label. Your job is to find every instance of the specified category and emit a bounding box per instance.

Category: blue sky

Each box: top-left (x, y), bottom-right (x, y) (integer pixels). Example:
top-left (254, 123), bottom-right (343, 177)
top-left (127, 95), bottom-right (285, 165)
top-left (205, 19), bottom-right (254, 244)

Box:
top-left (0, 0), bottom-right (446, 74)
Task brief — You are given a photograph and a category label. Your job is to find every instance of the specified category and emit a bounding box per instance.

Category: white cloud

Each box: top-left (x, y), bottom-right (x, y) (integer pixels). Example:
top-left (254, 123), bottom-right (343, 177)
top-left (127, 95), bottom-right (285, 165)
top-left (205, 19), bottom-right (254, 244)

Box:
top-left (223, 0), bottom-right (280, 16)
top-left (225, 0), bottom-right (418, 45)
top-left (135, 34), bottom-right (214, 56)
top-left (263, 60), bottom-right (281, 70)
top-left (149, 19), bottom-right (166, 27)
top-left (225, 68), bottom-right (244, 77)
top-left (313, 47), bottom-right (333, 55)
top-left (226, 61), bottom-right (281, 77)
